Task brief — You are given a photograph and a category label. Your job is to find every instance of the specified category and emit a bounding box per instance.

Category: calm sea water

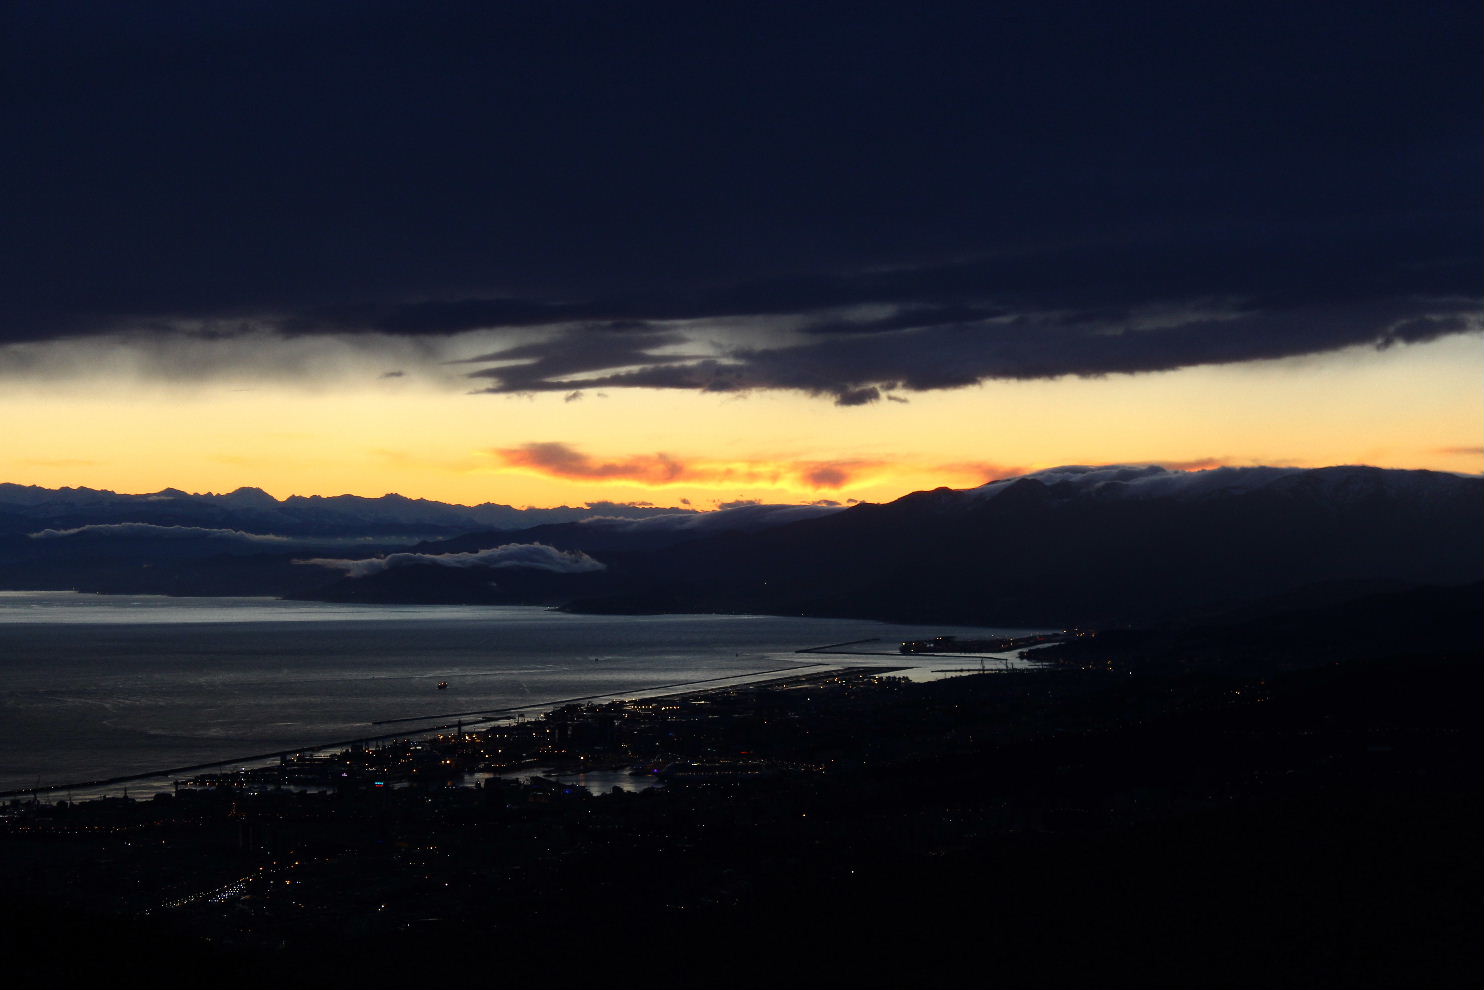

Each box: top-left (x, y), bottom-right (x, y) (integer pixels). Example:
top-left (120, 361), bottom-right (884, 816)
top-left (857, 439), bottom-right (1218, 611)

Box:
top-left (0, 591), bottom-right (1043, 795)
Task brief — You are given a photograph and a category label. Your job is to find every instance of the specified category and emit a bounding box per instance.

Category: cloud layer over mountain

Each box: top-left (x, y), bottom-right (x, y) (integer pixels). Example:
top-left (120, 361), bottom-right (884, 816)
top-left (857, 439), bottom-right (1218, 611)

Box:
top-left (574, 501), bottom-right (843, 534)
top-left (299, 543), bottom-right (606, 579)
top-left (28, 523), bottom-right (297, 543)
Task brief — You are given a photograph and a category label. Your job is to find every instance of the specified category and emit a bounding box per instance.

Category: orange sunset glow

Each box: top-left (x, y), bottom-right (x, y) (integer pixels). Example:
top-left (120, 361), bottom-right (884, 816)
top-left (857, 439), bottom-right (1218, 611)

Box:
top-left (1, 334), bottom-right (1477, 507)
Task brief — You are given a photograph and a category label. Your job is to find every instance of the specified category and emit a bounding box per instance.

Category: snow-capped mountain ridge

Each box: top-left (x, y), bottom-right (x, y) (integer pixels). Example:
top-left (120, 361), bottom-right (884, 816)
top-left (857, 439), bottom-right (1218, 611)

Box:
top-left (0, 482), bottom-right (695, 537)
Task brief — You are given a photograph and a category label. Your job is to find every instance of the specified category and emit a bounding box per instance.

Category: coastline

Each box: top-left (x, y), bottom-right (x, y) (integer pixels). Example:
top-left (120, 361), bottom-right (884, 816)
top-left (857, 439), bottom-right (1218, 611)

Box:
top-left (0, 595), bottom-right (1050, 800)
top-left (0, 661), bottom-right (876, 801)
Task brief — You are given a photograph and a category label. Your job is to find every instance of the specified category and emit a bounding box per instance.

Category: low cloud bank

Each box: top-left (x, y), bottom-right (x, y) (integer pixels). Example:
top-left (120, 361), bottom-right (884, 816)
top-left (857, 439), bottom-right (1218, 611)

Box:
top-left (26, 522), bottom-right (398, 546)
top-left (576, 501), bottom-right (844, 535)
top-left (29, 523), bottom-right (295, 543)
top-left (299, 543), bottom-right (606, 579)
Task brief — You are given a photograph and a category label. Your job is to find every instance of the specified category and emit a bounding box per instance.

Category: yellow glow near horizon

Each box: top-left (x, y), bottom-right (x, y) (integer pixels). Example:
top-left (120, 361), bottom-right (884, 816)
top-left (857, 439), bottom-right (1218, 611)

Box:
top-left (1, 335), bottom-right (1479, 507)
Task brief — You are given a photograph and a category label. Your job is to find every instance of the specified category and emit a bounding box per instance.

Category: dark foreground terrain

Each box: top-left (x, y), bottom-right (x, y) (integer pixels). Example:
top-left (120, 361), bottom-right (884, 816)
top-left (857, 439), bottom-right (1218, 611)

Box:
top-left (1, 586), bottom-right (1478, 989)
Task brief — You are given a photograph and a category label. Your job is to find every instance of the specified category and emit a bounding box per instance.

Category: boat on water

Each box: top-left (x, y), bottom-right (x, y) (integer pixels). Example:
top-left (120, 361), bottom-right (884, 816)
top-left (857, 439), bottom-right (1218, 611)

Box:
top-left (436, 681), bottom-right (449, 690)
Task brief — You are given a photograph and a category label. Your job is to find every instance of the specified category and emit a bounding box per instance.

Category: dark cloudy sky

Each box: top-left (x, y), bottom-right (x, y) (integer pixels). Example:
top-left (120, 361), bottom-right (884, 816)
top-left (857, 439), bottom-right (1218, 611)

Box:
top-left (1, 1), bottom-right (1479, 504)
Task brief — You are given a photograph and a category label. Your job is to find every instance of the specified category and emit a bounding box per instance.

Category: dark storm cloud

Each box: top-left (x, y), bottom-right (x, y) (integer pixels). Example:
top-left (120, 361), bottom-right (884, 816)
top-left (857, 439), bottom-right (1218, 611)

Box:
top-left (460, 329), bottom-right (696, 394)
top-left (467, 296), bottom-right (1480, 404)
top-left (290, 230), bottom-right (1478, 339)
top-left (796, 305), bottom-right (1011, 337)
top-left (2, 2), bottom-right (1478, 394)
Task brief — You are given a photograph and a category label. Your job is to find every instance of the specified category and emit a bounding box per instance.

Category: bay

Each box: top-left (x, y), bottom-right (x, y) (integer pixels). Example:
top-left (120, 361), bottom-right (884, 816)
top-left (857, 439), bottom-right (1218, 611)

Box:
top-left (0, 591), bottom-right (1044, 796)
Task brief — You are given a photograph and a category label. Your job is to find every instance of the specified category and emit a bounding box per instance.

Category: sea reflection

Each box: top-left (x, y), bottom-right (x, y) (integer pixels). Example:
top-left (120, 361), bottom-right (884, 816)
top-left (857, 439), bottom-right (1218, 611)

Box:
top-left (0, 592), bottom-right (1051, 795)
